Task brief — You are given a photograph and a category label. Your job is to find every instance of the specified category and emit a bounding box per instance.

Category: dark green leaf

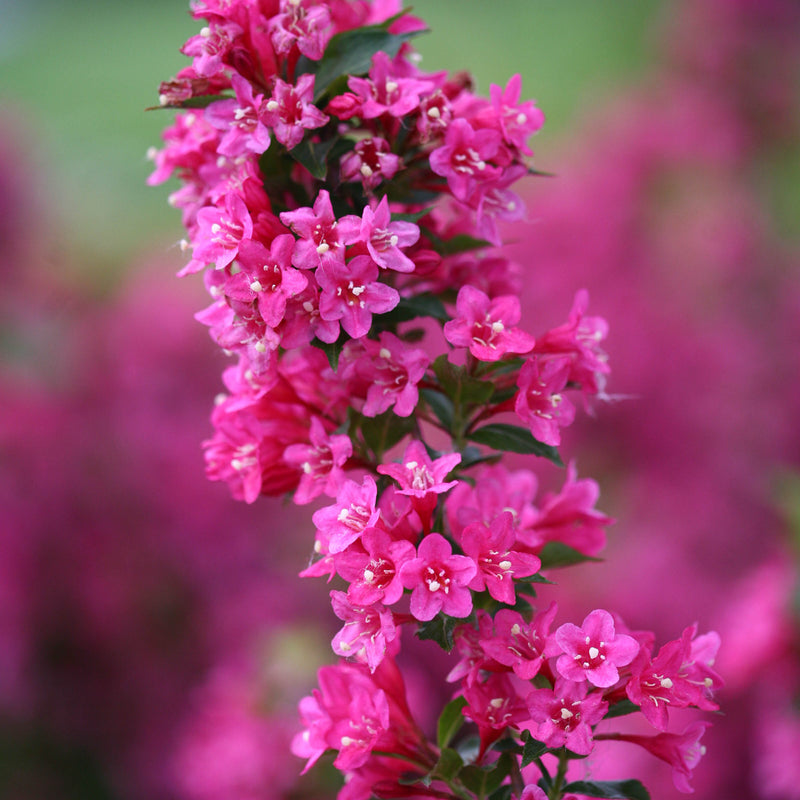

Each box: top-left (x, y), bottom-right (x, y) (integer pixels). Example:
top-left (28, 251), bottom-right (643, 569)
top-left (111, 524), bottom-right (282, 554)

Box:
top-left (604, 699), bottom-right (641, 719)
top-left (520, 731), bottom-right (548, 767)
top-left (432, 355), bottom-right (494, 406)
top-left (538, 542), bottom-right (602, 570)
top-left (377, 293), bottom-right (450, 325)
top-left (146, 93), bottom-right (232, 111)
top-left (360, 410), bottom-right (415, 459)
top-left (310, 331), bottom-right (349, 370)
top-left (415, 613), bottom-right (468, 652)
top-left (420, 388), bottom-right (454, 430)
top-left (288, 136), bottom-right (339, 179)
top-left (516, 572), bottom-right (553, 584)
top-left (563, 780), bottom-right (650, 800)
top-left (460, 753), bottom-right (513, 797)
top-left (489, 786), bottom-right (513, 800)
top-left (299, 19), bottom-right (424, 101)
top-left (437, 697), bottom-right (468, 749)
top-left (466, 423), bottom-right (564, 465)
top-left (438, 233), bottom-right (493, 255)
top-left (432, 747), bottom-right (463, 782)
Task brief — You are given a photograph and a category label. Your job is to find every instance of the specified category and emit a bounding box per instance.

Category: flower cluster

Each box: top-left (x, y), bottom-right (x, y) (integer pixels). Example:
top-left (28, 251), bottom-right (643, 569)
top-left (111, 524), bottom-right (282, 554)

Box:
top-left (149, 2), bottom-right (721, 798)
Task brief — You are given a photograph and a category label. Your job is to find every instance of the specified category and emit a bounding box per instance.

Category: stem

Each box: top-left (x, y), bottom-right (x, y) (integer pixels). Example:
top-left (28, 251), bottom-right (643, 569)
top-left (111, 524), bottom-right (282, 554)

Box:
top-left (548, 749), bottom-right (569, 800)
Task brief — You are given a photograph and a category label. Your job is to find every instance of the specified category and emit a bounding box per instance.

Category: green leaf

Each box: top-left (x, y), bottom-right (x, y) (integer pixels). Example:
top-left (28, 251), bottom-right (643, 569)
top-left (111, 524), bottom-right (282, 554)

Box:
top-left (460, 753), bottom-right (513, 797)
top-left (466, 423), bottom-right (564, 465)
top-left (437, 697), bottom-right (468, 749)
top-left (438, 233), bottom-right (492, 255)
top-left (432, 355), bottom-right (494, 407)
top-left (360, 410), bottom-right (415, 460)
top-left (377, 293), bottom-right (450, 325)
top-left (604, 699), bottom-right (641, 719)
top-left (310, 331), bottom-right (349, 371)
top-left (146, 93), bottom-right (232, 111)
top-left (538, 542), bottom-right (602, 570)
top-left (299, 18), bottom-right (425, 101)
top-left (415, 613), bottom-right (468, 652)
top-left (489, 786), bottom-right (513, 800)
top-left (431, 747), bottom-right (464, 782)
top-left (288, 136), bottom-right (339, 179)
top-left (562, 780), bottom-right (651, 800)
top-left (520, 731), bottom-right (548, 767)
top-left (420, 388), bottom-right (454, 430)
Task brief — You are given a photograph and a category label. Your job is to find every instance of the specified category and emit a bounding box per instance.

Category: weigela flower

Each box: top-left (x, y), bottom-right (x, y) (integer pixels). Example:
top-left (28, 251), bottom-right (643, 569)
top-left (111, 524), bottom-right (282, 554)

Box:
top-left (514, 355), bottom-right (576, 446)
top-left (399, 533), bottom-right (477, 621)
top-left (330, 590), bottom-right (399, 672)
top-left (526, 677), bottom-right (608, 755)
top-left (444, 284), bottom-right (535, 362)
top-left (339, 137), bottom-right (402, 191)
top-left (269, 0), bottom-right (332, 60)
top-left (187, 191), bottom-right (253, 273)
top-left (204, 73), bottom-right (272, 156)
top-left (457, 511), bottom-right (542, 605)
top-left (553, 608), bottom-right (640, 688)
top-left (312, 476), bottom-right (380, 555)
top-left (263, 74), bottom-right (329, 150)
top-left (462, 672), bottom-right (529, 757)
top-left (280, 189), bottom-right (347, 271)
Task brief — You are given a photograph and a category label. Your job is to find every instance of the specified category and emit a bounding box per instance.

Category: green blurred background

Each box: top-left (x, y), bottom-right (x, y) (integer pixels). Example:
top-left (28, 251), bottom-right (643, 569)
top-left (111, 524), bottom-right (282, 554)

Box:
top-left (0, 0), bottom-right (664, 279)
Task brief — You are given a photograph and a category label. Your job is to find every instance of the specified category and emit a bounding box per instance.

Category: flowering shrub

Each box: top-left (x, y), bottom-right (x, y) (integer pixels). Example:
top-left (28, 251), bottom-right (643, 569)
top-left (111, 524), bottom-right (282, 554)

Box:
top-left (148, 2), bottom-right (722, 798)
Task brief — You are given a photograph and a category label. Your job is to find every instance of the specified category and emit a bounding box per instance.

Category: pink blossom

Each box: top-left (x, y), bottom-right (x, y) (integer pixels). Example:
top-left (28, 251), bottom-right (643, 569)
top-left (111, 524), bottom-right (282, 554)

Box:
top-left (553, 608), bottom-right (640, 688)
top-left (204, 74), bottom-right (272, 156)
top-left (481, 73), bottom-right (545, 153)
top-left (444, 284), bottom-right (535, 362)
top-left (263, 75), bottom-right (329, 150)
top-left (269, 0), bottom-right (332, 60)
top-left (316, 254), bottom-right (400, 339)
top-left (282, 416), bottom-right (352, 504)
top-left (462, 672), bottom-right (529, 757)
top-left (181, 20), bottom-right (243, 77)
top-left (514, 355), bottom-right (576, 446)
top-left (526, 678), bottom-right (607, 755)
top-left (457, 511), bottom-right (542, 605)
top-left (312, 476), bottom-right (380, 555)
top-left (330, 590), bottom-right (399, 672)
top-left (335, 527), bottom-right (416, 606)
top-left (480, 603), bottom-right (558, 681)
top-left (280, 189), bottom-right (347, 270)
top-left (399, 533), bottom-right (476, 621)
top-left (340, 137), bottom-right (402, 191)
top-left (187, 192), bottom-right (253, 273)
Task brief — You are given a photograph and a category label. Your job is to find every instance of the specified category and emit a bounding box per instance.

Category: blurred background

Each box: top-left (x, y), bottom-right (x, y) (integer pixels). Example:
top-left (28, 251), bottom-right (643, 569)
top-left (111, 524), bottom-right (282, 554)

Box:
top-left (1, 0), bottom-right (798, 798)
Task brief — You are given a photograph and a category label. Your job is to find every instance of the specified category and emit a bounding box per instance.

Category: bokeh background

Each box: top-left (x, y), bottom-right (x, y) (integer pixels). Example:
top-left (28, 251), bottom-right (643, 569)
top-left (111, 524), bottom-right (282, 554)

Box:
top-left (1, 1), bottom-right (799, 798)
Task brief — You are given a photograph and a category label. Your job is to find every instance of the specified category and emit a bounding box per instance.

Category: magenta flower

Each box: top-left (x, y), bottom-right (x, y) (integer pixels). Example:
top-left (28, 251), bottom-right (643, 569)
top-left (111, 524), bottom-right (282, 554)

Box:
top-left (205, 74), bottom-right (272, 156)
top-left (330, 590), bottom-right (399, 673)
top-left (553, 608), bottom-right (640, 688)
top-left (312, 476), bottom-right (380, 555)
top-left (316, 255), bottom-right (400, 339)
top-left (399, 533), bottom-right (477, 621)
top-left (188, 192), bottom-right (253, 273)
top-left (377, 440), bottom-right (461, 532)
top-left (526, 678), bottom-right (608, 755)
top-left (339, 137), bottom-right (402, 191)
top-left (181, 20), bottom-right (243, 77)
top-left (457, 511), bottom-right (542, 605)
top-left (480, 603), bottom-right (558, 680)
top-left (282, 416), bottom-right (352, 505)
top-left (483, 73), bottom-right (545, 153)
top-left (462, 672), bottom-right (529, 757)
top-left (269, 0), bottom-right (332, 60)
top-left (279, 189), bottom-right (347, 270)
top-left (444, 284), bottom-right (535, 362)
top-left (263, 75), bottom-right (329, 150)
top-left (335, 527), bottom-right (416, 607)
top-left (514, 355), bottom-right (576, 446)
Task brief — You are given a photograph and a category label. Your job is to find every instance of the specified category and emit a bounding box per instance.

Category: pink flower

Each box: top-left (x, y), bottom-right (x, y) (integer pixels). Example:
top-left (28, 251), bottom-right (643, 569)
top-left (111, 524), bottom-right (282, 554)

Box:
top-left (339, 137), bottom-right (402, 191)
top-left (462, 672), bottom-right (529, 757)
top-left (457, 511), bottom-right (542, 605)
top-left (480, 603), bottom-right (558, 680)
top-left (312, 476), bottom-right (380, 555)
top-left (482, 73), bottom-right (545, 153)
top-left (316, 255), bottom-right (400, 339)
top-left (444, 284), bottom-right (535, 362)
top-left (282, 416), bottom-right (352, 504)
top-left (553, 609), bottom-right (640, 688)
top-left (269, 0), bottom-right (332, 60)
top-left (514, 355), bottom-right (575, 446)
top-left (330, 590), bottom-right (399, 672)
top-left (280, 189), bottom-right (347, 271)
top-left (188, 192), bottom-right (253, 273)
top-left (526, 678), bottom-right (607, 755)
top-left (205, 74), bottom-right (272, 156)
top-left (399, 533), bottom-right (476, 621)
top-left (263, 75), bottom-right (329, 150)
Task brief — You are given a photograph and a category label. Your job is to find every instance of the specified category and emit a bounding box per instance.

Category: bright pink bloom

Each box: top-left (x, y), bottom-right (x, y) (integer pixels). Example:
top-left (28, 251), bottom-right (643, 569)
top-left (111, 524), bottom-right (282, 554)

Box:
top-left (316, 255), bottom-right (400, 339)
top-left (181, 20), bottom-right (243, 77)
top-left (335, 527), bottom-right (416, 607)
top-left (282, 416), bottom-right (352, 504)
top-left (480, 603), bottom-right (558, 680)
top-left (614, 722), bottom-right (711, 794)
top-left (377, 440), bottom-right (461, 532)
top-left (447, 611), bottom-right (497, 686)
top-left (355, 332), bottom-right (430, 418)
top-left (280, 189), bottom-right (347, 270)
top-left (462, 672), bottom-right (529, 757)
top-left (526, 678), bottom-right (607, 755)
top-left (553, 609), bottom-right (640, 688)
top-left (429, 118), bottom-right (502, 201)
top-left (340, 137), bottom-right (402, 191)
top-left (444, 284), bottom-right (535, 362)
top-left (312, 476), bottom-right (380, 555)
top-left (457, 511), bottom-right (541, 605)
top-left (188, 192), bottom-right (253, 273)
top-left (482, 74), bottom-right (545, 153)
top-left (514, 355), bottom-right (575, 446)
top-left (347, 51), bottom-right (434, 119)
top-left (340, 195), bottom-right (420, 273)
top-left (269, 0), bottom-right (332, 60)
top-left (330, 590), bottom-right (399, 672)
top-left (204, 74), bottom-right (272, 156)
top-left (263, 74), bottom-right (329, 150)
top-left (399, 533), bottom-right (476, 621)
